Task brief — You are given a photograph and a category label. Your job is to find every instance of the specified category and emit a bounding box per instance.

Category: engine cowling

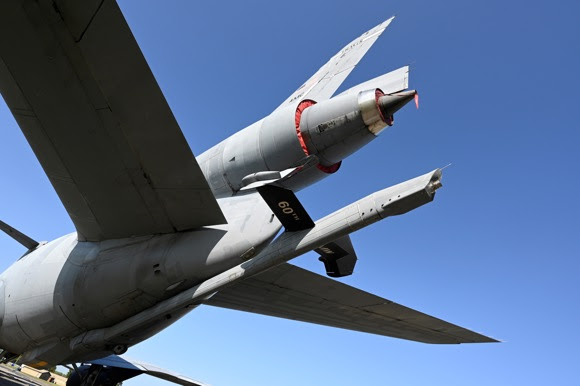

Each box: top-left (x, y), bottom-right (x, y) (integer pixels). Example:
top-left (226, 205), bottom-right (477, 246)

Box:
top-left (299, 89), bottom-right (417, 166)
top-left (199, 89), bottom-right (417, 197)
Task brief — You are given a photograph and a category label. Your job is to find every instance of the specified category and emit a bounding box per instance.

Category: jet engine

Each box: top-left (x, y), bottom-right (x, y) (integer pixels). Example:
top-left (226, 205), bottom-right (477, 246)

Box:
top-left (297, 89), bottom-right (417, 167)
top-left (199, 88), bottom-right (417, 196)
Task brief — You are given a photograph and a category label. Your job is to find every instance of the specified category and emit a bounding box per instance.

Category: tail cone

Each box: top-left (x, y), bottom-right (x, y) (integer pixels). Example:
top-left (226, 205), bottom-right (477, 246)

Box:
top-left (378, 90), bottom-right (417, 118)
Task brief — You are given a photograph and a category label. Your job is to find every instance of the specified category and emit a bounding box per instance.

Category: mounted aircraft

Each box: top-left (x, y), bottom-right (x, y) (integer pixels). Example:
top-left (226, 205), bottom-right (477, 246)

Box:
top-left (0, 1), bottom-right (497, 385)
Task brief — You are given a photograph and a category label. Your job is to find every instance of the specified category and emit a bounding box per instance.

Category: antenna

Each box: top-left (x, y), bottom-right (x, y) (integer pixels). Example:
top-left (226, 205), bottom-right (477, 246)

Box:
top-left (0, 220), bottom-right (39, 250)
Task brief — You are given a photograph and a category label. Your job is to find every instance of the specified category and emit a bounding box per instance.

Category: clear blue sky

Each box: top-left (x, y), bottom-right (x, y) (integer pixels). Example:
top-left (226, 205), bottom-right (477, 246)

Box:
top-left (1, 1), bottom-right (579, 385)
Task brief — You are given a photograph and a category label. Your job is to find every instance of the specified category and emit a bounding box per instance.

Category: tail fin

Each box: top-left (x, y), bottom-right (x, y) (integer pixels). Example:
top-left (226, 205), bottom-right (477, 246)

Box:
top-left (275, 17), bottom-right (395, 111)
top-left (338, 65), bottom-right (410, 97)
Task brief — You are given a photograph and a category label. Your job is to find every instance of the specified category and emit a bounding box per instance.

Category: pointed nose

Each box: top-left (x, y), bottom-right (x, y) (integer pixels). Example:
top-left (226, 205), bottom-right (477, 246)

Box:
top-left (378, 90), bottom-right (417, 118)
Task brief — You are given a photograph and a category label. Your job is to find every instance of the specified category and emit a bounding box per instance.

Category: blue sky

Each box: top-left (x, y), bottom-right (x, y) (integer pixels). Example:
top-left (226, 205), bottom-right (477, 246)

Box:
top-left (1, 1), bottom-right (579, 385)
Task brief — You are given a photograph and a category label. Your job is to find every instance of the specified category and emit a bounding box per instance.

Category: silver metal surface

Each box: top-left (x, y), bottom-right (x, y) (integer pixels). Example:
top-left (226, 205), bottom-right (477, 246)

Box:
top-left (0, 0), bottom-right (226, 241)
top-left (359, 89), bottom-right (387, 135)
top-left (57, 170), bottom-right (469, 357)
top-left (205, 262), bottom-right (497, 344)
top-left (276, 18), bottom-right (395, 111)
top-left (0, 2), bottom-right (496, 385)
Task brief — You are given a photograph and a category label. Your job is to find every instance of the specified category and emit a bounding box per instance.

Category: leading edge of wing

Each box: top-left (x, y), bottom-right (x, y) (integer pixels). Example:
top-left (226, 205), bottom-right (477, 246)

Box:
top-left (275, 17), bottom-right (395, 111)
top-left (204, 263), bottom-right (498, 344)
top-left (0, 1), bottom-right (226, 241)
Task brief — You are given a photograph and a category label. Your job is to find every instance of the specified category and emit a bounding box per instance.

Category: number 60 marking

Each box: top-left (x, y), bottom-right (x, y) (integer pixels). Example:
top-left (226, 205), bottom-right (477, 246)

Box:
top-left (278, 201), bottom-right (294, 214)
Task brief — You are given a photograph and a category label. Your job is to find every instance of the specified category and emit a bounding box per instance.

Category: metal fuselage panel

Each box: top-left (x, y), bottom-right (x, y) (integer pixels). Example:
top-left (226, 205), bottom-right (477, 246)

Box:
top-left (0, 85), bottom-right (392, 363)
top-left (0, 89), bottom-right (386, 361)
top-left (0, 194), bottom-right (281, 358)
top-left (0, 1), bottom-right (416, 368)
top-left (197, 90), bottom-right (386, 198)
top-left (0, 41), bottom-right (402, 364)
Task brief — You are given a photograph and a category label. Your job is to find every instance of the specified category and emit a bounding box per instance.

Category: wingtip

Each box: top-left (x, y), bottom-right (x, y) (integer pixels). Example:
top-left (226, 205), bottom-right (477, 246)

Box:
top-left (374, 16), bottom-right (395, 32)
top-left (468, 332), bottom-right (501, 344)
top-left (383, 16), bottom-right (396, 28)
top-left (453, 334), bottom-right (500, 344)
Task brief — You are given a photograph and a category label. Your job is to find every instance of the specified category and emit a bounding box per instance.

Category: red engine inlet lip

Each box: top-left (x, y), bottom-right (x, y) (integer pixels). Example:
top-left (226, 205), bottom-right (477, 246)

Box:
top-left (295, 100), bottom-right (341, 174)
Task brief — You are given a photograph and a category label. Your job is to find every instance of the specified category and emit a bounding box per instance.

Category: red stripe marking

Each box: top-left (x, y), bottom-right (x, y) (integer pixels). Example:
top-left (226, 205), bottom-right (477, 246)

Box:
top-left (294, 100), bottom-right (341, 174)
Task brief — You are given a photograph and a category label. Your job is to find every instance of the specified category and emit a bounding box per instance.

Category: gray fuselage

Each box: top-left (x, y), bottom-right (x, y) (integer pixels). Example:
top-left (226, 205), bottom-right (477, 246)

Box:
top-left (0, 81), bottom-right (391, 364)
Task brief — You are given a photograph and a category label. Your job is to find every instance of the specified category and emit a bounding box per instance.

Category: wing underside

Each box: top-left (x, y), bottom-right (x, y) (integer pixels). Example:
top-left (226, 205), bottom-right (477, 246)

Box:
top-left (204, 263), bottom-right (498, 344)
top-left (88, 355), bottom-right (208, 386)
top-left (0, 0), bottom-right (225, 241)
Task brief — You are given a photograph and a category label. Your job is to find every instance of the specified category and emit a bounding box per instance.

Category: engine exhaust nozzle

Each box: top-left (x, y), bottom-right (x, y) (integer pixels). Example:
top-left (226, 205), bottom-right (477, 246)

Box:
top-left (378, 90), bottom-right (418, 123)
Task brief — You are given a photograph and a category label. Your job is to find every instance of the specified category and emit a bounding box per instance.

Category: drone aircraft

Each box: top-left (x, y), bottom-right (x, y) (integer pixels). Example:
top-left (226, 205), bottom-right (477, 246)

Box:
top-left (0, 1), bottom-right (496, 385)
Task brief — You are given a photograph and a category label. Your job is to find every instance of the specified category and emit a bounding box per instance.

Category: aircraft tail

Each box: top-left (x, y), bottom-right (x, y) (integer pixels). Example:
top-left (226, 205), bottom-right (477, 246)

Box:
top-left (338, 65), bottom-right (410, 97)
top-left (275, 17), bottom-right (395, 111)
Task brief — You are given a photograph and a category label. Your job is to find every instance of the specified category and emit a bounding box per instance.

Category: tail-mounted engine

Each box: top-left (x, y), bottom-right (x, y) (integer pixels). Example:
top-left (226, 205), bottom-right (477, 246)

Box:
top-left (199, 88), bottom-right (417, 197)
top-left (296, 89), bottom-right (417, 167)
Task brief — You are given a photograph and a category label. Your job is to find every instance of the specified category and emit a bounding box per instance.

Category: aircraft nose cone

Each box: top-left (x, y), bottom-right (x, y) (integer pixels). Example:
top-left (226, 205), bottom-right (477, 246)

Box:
top-left (378, 90), bottom-right (417, 118)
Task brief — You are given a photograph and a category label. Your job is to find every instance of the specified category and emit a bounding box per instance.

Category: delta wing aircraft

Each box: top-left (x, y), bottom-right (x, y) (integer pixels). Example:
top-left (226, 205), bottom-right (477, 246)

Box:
top-left (0, 1), bottom-right (496, 385)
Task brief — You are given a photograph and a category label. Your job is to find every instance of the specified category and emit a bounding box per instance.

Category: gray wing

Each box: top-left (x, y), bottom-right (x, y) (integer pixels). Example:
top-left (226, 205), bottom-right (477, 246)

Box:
top-left (204, 263), bottom-right (498, 344)
top-left (89, 355), bottom-right (208, 386)
top-left (276, 17), bottom-right (395, 110)
top-left (0, 1), bottom-right (226, 241)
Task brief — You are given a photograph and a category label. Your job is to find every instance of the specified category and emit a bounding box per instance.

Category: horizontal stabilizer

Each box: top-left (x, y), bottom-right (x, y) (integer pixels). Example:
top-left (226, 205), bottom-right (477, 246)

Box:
top-left (0, 219), bottom-right (39, 250)
top-left (204, 263), bottom-right (498, 344)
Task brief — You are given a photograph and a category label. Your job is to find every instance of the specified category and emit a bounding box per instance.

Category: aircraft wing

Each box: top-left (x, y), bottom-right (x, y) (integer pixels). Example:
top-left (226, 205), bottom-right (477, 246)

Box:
top-left (275, 17), bottom-right (394, 110)
top-left (87, 355), bottom-right (208, 386)
top-left (204, 263), bottom-right (498, 344)
top-left (0, 1), bottom-right (226, 241)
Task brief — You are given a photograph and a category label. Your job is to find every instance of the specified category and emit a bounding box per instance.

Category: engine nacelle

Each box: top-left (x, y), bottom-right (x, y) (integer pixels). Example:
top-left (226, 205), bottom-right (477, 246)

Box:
top-left (198, 89), bottom-right (416, 197)
top-left (300, 89), bottom-right (417, 166)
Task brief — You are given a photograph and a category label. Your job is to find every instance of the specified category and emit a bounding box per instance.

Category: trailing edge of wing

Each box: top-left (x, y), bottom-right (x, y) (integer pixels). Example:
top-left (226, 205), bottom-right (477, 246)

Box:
top-left (276, 17), bottom-right (395, 111)
top-left (0, 1), bottom-right (226, 241)
top-left (204, 263), bottom-right (498, 344)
